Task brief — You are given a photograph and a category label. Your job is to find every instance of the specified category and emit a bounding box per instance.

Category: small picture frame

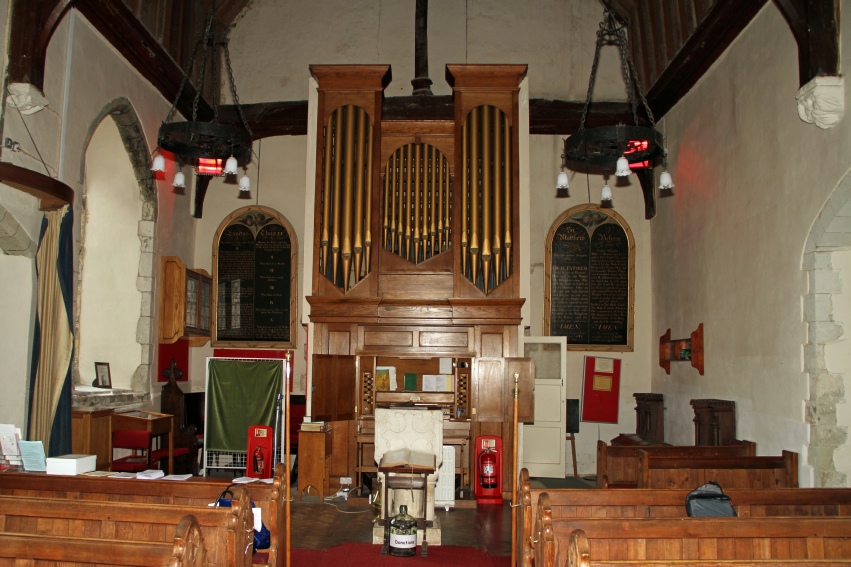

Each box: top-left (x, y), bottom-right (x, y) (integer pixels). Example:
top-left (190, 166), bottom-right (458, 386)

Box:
top-left (93, 362), bottom-right (112, 388)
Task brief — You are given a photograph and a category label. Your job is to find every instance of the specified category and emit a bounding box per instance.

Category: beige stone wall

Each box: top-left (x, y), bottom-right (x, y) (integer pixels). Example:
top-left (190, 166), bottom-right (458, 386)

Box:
top-left (652, 4), bottom-right (851, 486)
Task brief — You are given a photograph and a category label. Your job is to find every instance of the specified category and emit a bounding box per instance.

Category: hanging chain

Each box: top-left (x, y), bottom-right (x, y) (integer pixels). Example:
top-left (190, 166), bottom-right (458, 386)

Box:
top-left (162, 23), bottom-right (204, 125)
top-left (255, 138), bottom-right (261, 205)
top-left (577, 7), bottom-right (655, 131)
top-left (577, 20), bottom-right (604, 133)
top-left (224, 41), bottom-right (254, 139)
top-left (192, 8), bottom-right (216, 126)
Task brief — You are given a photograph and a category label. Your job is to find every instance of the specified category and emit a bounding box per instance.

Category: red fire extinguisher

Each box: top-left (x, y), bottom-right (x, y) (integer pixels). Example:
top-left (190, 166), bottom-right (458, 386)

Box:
top-left (478, 447), bottom-right (497, 488)
top-left (253, 446), bottom-right (265, 475)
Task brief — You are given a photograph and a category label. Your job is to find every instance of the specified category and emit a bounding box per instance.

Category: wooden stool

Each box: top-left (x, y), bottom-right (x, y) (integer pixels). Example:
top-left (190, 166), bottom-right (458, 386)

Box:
top-left (566, 432), bottom-right (578, 477)
top-left (378, 464), bottom-right (435, 557)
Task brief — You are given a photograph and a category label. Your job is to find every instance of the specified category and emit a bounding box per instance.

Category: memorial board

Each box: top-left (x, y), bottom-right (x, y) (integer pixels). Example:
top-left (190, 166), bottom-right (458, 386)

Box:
top-left (215, 209), bottom-right (295, 345)
top-left (547, 207), bottom-right (632, 348)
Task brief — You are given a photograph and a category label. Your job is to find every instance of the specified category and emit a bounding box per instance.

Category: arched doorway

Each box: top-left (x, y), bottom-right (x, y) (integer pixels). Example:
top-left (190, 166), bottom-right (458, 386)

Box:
top-left (76, 100), bottom-right (157, 392)
top-left (802, 172), bottom-right (851, 487)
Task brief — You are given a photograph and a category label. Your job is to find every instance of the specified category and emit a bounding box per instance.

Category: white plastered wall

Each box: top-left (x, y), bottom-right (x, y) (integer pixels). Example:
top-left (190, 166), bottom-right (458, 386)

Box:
top-left (651, 4), bottom-right (851, 485)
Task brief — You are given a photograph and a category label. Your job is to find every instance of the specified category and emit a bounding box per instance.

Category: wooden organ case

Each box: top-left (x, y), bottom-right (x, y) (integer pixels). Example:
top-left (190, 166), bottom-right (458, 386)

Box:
top-left (306, 64), bottom-right (534, 498)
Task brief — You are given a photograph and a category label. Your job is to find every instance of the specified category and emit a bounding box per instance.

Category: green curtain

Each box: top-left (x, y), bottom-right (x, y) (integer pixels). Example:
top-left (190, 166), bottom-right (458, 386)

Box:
top-left (206, 359), bottom-right (283, 452)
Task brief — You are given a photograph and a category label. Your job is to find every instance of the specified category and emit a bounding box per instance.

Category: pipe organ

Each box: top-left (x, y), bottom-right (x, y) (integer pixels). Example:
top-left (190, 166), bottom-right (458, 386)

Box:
top-left (307, 64), bottom-right (533, 498)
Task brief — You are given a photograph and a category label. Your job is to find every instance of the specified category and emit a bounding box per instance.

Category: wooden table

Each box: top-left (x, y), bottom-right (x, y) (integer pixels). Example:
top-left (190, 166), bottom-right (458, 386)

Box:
top-left (110, 410), bottom-right (173, 472)
top-left (297, 428), bottom-right (331, 501)
top-left (72, 407), bottom-right (114, 470)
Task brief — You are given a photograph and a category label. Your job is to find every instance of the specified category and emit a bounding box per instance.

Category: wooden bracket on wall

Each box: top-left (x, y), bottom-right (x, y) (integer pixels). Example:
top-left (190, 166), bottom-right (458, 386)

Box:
top-left (659, 323), bottom-right (704, 375)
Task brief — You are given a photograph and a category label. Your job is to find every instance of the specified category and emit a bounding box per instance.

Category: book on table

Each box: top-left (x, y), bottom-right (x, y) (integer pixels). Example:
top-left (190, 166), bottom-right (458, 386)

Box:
top-left (45, 454), bottom-right (96, 475)
top-left (379, 448), bottom-right (435, 472)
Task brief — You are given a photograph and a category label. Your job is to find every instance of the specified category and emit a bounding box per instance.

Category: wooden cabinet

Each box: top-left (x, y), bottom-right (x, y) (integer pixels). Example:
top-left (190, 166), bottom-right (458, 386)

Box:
top-left (473, 357), bottom-right (535, 423)
top-left (72, 408), bottom-right (113, 470)
top-left (633, 393), bottom-right (665, 443)
top-left (691, 398), bottom-right (737, 446)
top-left (659, 323), bottom-right (704, 375)
top-left (312, 355), bottom-right (356, 422)
top-left (158, 256), bottom-right (212, 346)
top-left (298, 428), bottom-right (331, 500)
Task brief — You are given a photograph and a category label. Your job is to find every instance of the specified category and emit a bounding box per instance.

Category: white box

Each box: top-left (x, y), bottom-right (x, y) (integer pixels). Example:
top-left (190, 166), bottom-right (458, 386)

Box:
top-left (46, 454), bottom-right (97, 475)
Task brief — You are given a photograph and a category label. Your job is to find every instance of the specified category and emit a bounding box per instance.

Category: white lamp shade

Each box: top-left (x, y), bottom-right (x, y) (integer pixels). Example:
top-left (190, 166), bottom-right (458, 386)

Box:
top-left (224, 155), bottom-right (238, 175)
top-left (151, 154), bottom-right (166, 172)
top-left (601, 183), bottom-right (613, 201)
top-left (173, 171), bottom-right (186, 188)
top-left (659, 170), bottom-right (674, 189)
top-left (615, 155), bottom-right (630, 176)
top-left (239, 174), bottom-right (251, 192)
top-left (557, 171), bottom-right (569, 189)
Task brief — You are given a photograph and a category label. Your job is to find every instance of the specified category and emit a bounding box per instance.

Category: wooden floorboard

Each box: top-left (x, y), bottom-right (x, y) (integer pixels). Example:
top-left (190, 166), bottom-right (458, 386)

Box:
top-left (291, 494), bottom-right (512, 555)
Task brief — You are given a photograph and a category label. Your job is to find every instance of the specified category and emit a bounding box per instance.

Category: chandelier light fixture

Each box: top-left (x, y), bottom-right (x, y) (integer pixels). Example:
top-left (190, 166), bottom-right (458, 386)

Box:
top-left (150, 3), bottom-right (253, 192)
top-left (561, 2), bottom-right (672, 205)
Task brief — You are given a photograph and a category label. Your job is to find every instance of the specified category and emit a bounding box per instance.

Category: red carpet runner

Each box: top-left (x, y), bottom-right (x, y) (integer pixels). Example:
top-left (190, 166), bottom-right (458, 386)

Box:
top-left (291, 543), bottom-right (509, 566)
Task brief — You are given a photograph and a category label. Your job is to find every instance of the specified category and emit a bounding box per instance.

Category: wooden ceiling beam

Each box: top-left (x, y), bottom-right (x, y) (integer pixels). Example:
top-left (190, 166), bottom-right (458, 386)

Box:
top-left (7, 0), bottom-right (74, 89)
top-left (773, 0), bottom-right (840, 87)
top-left (645, 0), bottom-right (769, 120)
top-left (76, 0), bottom-right (213, 121)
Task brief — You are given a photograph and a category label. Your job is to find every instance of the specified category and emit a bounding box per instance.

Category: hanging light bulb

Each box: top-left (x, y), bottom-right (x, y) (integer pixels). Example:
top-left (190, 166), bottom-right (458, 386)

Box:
top-left (224, 155), bottom-right (238, 175)
top-left (556, 170), bottom-right (569, 198)
top-left (173, 171), bottom-right (186, 188)
top-left (659, 169), bottom-right (674, 190)
top-left (151, 154), bottom-right (166, 172)
top-left (601, 181), bottom-right (613, 204)
top-left (615, 154), bottom-right (630, 176)
top-left (239, 173), bottom-right (251, 192)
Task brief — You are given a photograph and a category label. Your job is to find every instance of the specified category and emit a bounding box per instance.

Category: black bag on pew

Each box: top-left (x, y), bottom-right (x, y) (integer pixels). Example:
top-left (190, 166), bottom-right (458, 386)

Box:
top-left (685, 481), bottom-right (736, 517)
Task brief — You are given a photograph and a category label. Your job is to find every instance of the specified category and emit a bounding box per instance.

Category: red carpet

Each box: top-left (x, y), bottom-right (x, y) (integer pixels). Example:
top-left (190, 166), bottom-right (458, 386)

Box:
top-left (291, 543), bottom-right (510, 566)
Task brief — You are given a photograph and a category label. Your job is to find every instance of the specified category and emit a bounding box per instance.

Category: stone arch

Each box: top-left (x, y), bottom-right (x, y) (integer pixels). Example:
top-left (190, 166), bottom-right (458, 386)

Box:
top-left (803, 168), bottom-right (851, 487)
top-left (75, 98), bottom-right (157, 392)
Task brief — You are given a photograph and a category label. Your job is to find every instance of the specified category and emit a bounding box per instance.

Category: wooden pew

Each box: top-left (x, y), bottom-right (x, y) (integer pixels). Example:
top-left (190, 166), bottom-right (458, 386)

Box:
top-left (516, 468), bottom-right (851, 567)
top-left (637, 450), bottom-right (798, 488)
top-left (566, 527), bottom-right (851, 567)
top-left (533, 492), bottom-right (851, 567)
top-left (0, 513), bottom-right (207, 567)
top-left (0, 486), bottom-right (254, 567)
top-left (597, 440), bottom-right (756, 488)
top-left (0, 463), bottom-right (287, 567)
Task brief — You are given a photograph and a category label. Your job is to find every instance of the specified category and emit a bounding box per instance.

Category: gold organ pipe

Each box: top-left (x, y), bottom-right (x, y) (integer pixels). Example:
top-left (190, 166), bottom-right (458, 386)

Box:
top-left (320, 111), bottom-right (334, 276)
top-left (429, 146), bottom-right (437, 257)
top-left (436, 151), bottom-right (445, 253)
top-left (481, 106), bottom-right (492, 294)
top-left (469, 107), bottom-right (480, 286)
top-left (461, 122), bottom-right (469, 276)
top-left (396, 147), bottom-right (406, 256)
top-left (443, 153), bottom-right (451, 251)
top-left (404, 144), bottom-right (414, 260)
top-left (503, 113), bottom-right (513, 277)
top-left (413, 143), bottom-right (422, 262)
top-left (353, 107), bottom-right (366, 284)
top-left (331, 107), bottom-right (344, 286)
top-left (383, 152), bottom-right (391, 251)
top-left (492, 106), bottom-right (503, 286)
top-left (364, 118), bottom-right (373, 275)
top-left (341, 105), bottom-right (356, 291)
top-left (388, 151), bottom-right (398, 252)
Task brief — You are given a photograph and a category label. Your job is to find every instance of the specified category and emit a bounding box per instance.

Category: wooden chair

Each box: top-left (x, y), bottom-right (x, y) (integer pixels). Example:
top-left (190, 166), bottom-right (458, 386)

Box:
top-left (111, 430), bottom-right (152, 472)
top-left (151, 445), bottom-right (191, 475)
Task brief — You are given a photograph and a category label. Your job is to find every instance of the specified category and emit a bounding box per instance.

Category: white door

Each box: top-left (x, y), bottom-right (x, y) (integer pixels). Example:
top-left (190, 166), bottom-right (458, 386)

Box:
top-left (520, 337), bottom-right (567, 478)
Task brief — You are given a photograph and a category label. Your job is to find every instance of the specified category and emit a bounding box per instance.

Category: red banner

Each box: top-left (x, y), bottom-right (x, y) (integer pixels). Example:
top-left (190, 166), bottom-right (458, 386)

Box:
top-left (581, 356), bottom-right (621, 423)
